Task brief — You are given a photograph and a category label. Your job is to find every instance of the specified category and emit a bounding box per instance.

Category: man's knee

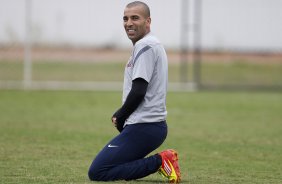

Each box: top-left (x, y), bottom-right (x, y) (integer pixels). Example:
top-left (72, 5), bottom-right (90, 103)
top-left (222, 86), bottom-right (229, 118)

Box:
top-left (88, 167), bottom-right (96, 181)
top-left (88, 167), bottom-right (101, 181)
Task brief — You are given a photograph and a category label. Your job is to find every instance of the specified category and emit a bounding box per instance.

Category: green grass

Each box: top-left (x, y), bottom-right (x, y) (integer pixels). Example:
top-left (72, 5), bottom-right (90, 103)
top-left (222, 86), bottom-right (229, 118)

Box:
top-left (0, 90), bottom-right (282, 183)
top-left (200, 61), bottom-right (282, 85)
top-left (0, 60), bottom-right (24, 80)
top-left (1, 60), bottom-right (282, 87)
top-left (0, 60), bottom-right (125, 82)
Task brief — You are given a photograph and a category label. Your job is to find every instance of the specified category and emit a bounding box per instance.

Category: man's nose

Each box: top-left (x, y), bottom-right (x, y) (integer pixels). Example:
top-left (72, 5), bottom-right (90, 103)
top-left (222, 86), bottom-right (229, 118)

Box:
top-left (126, 18), bottom-right (133, 26)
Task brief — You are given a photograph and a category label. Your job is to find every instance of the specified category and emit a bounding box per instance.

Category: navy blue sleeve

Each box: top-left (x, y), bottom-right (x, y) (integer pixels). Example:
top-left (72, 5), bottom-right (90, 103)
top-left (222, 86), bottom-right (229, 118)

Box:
top-left (113, 78), bottom-right (148, 132)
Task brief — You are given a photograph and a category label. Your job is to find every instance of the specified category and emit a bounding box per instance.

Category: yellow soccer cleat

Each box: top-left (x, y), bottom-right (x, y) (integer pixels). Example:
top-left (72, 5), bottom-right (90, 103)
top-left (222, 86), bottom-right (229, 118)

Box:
top-left (158, 149), bottom-right (181, 183)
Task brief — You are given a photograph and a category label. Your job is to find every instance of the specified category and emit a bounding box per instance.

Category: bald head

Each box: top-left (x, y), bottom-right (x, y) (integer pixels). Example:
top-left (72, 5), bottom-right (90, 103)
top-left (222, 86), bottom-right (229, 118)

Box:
top-left (126, 1), bottom-right (150, 18)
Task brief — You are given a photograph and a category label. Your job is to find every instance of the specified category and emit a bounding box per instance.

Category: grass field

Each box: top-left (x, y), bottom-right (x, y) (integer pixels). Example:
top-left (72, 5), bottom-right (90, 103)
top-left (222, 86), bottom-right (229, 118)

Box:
top-left (0, 90), bottom-right (282, 183)
top-left (1, 60), bottom-right (282, 87)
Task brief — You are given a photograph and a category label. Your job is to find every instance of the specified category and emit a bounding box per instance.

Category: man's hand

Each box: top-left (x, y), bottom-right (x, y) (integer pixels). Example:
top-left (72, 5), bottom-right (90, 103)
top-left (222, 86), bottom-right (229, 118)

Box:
top-left (112, 117), bottom-right (117, 128)
top-left (111, 115), bottom-right (124, 132)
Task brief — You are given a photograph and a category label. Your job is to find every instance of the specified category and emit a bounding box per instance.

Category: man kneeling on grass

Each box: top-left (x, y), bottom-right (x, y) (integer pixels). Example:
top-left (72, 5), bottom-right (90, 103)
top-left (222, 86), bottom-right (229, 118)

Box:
top-left (88, 1), bottom-right (181, 183)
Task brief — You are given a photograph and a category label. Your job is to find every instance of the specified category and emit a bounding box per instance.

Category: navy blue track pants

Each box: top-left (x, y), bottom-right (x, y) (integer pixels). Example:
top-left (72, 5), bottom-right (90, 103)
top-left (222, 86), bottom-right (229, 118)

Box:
top-left (88, 121), bottom-right (167, 181)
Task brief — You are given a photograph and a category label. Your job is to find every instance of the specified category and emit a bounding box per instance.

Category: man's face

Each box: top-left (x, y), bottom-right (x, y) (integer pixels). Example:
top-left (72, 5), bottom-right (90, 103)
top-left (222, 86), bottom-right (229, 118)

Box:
top-left (123, 6), bottom-right (151, 45)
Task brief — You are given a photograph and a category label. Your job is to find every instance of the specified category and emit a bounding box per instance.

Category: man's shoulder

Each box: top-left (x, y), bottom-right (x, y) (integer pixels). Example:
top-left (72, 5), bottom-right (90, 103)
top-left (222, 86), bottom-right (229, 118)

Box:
top-left (136, 33), bottom-right (160, 47)
top-left (134, 33), bottom-right (163, 54)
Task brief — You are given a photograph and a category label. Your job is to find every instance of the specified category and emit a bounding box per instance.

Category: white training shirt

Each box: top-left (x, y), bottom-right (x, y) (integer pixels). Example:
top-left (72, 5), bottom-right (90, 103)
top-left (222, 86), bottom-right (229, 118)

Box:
top-left (122, 32), bottom-right (168, 126)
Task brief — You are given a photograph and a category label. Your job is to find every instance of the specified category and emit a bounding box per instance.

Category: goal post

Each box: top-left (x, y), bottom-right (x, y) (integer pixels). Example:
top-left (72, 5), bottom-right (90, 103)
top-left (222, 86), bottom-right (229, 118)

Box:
top-left (193, 0), bottom-right (202, 88)
top-left (24, 0), bottom-right (32, 89)
top-left (180, 0), bottom-right (202, 90)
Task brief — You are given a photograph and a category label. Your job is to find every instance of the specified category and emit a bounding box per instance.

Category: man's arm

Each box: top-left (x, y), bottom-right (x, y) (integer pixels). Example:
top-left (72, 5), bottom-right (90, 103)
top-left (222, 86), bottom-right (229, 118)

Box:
top-left (112, 77), bottom-right (148, 132)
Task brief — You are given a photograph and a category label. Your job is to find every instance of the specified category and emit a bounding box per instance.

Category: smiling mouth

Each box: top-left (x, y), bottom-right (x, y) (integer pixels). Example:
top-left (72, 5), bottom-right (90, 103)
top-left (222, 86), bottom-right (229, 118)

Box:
top-left (127, 29), bottom-right (136, 35)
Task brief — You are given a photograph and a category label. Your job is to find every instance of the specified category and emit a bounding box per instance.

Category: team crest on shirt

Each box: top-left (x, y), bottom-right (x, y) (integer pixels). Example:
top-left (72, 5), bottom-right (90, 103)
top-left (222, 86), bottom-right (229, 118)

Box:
top-left (127, 56), bottom-right (133, 67)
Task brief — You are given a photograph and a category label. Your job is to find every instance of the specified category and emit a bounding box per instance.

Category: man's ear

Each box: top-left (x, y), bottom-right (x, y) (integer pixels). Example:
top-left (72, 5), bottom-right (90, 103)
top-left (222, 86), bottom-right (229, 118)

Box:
top-left (146, 17), bottom-right (151, 25)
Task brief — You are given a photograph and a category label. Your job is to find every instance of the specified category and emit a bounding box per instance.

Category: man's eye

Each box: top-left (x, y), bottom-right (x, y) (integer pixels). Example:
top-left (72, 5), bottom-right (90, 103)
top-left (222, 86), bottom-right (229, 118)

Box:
top-left (132, 16), bottom-right (139, 20)
top-left (123, 17), bottom-right (128, 22)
